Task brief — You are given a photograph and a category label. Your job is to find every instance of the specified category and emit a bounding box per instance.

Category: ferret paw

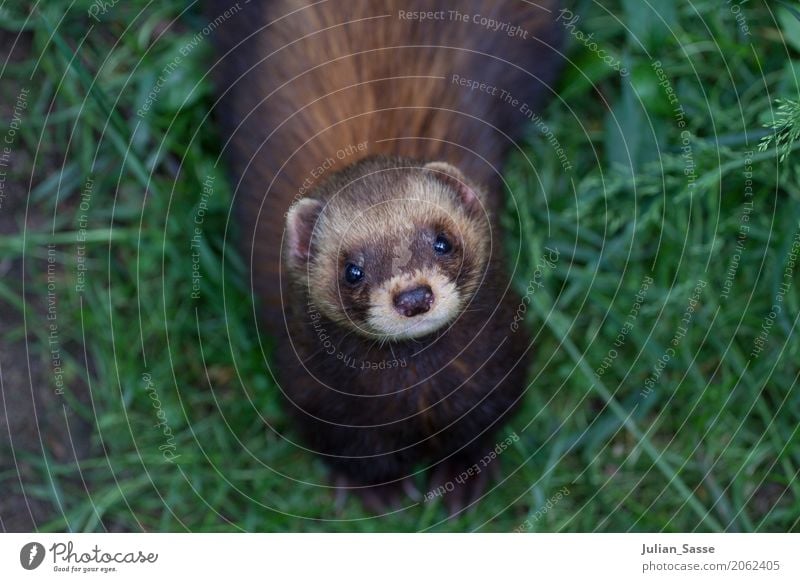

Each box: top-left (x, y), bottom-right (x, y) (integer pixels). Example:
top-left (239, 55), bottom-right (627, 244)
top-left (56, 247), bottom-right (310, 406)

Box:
top-left (426, 457), bottom-right (499, 516)
top-left (332, 473), bottom-right (421, 514)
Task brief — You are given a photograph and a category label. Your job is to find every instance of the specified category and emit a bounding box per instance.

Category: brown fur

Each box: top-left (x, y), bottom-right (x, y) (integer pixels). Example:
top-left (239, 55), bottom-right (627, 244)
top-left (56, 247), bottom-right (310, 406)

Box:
top-left (211, 0), bottom-right (562, 321)
top-left (209, 0), bottom-right (563, 505)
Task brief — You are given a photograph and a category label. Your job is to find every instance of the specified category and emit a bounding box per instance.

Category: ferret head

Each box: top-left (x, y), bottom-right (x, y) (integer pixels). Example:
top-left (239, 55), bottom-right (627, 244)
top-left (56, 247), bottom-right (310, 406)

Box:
top-left (285, 158), bottom-right (491, 341)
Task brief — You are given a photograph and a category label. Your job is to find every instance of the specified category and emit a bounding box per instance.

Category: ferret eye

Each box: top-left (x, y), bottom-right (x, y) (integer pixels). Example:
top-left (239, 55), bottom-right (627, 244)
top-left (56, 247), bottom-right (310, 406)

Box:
top-left (433, 234), bottom-right (452, 255)
top-left (344, 263), bottom-right (364, 284)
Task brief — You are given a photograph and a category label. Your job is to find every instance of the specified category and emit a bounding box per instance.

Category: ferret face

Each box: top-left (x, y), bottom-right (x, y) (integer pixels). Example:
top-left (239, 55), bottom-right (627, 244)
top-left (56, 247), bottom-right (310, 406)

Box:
top-left (286, 160), bottom-right (490, 341)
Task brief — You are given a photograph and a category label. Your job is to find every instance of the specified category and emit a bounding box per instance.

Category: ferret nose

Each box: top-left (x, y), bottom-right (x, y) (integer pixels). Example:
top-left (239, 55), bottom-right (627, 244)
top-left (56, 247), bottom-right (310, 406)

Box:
top-left (393, 285), bottom-right (434, 317)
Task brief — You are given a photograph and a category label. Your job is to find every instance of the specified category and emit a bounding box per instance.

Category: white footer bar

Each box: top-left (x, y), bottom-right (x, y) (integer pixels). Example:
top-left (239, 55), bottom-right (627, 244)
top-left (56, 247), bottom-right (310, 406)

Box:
top-left (1, 534), bottom-right (797, 580)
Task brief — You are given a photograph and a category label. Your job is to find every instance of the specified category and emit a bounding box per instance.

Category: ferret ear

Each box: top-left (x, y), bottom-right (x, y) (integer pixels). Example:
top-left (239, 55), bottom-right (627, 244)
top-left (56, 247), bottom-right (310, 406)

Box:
top-left (286, 198), bottom-right (324, 263)
top-left (424, 161), bottom-right (482, 213)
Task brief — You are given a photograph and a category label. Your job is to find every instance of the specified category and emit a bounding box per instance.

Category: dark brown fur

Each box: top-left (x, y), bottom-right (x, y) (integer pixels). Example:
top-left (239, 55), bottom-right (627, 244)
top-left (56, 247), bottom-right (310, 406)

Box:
top-left (210, 0), bottom-right (562, 506)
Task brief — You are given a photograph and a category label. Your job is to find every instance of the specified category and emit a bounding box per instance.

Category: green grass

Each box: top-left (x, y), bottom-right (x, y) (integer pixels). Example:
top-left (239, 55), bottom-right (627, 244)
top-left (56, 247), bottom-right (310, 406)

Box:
top-left (1, 0), bottom-right (799, 531)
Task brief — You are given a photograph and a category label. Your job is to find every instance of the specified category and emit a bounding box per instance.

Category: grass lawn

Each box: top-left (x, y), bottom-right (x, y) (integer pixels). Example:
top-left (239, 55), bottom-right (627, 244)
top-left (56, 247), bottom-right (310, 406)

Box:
top-left (0, 0), bottom-right (798, 532)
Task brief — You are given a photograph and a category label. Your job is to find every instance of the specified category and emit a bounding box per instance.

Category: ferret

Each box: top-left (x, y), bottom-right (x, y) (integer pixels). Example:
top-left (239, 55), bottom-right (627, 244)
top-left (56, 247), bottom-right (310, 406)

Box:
top-left (210, 0), bottom-right (562, 512)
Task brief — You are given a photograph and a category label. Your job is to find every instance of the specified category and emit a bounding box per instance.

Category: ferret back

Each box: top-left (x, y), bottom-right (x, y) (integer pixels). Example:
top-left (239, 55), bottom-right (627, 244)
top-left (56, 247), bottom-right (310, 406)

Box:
top-left (209, 0), bottom-right (563, 321)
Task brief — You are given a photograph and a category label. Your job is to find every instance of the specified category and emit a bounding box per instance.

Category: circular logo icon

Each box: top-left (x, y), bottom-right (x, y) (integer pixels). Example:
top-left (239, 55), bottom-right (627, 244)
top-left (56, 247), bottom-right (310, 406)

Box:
top-left (20, 542), bottom-right (46, 570)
